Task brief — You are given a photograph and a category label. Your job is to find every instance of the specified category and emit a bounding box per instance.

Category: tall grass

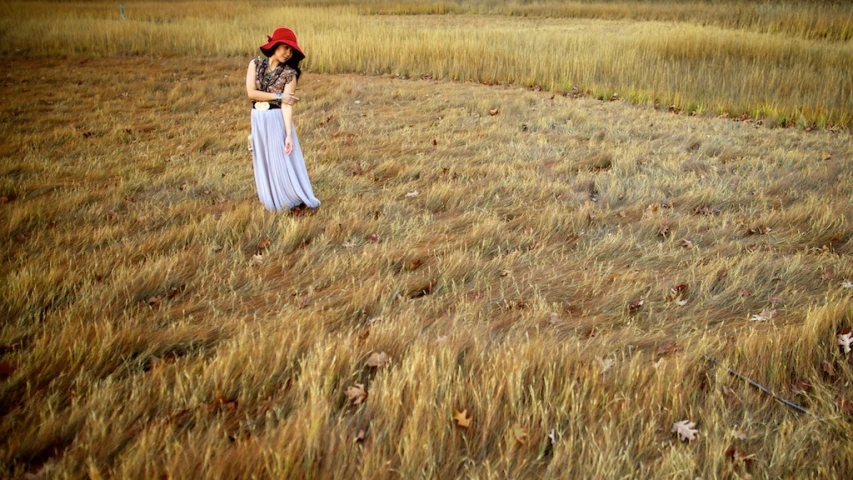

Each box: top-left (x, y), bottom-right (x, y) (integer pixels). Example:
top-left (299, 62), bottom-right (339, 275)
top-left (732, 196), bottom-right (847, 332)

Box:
top-left (0, 1), bottom-right (851, 127)
top-left (1, 54), bottom-right (852, 477)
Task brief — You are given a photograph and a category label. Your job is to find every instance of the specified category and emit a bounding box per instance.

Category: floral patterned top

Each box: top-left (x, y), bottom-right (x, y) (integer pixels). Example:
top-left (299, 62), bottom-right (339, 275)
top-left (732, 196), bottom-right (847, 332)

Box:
top-left (254, 57), bottom-right (297, 106)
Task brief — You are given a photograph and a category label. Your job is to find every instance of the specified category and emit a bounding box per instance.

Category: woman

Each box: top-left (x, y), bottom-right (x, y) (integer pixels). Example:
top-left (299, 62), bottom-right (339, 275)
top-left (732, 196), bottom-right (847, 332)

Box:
top-left (246, 27), bottom-right (320, 213)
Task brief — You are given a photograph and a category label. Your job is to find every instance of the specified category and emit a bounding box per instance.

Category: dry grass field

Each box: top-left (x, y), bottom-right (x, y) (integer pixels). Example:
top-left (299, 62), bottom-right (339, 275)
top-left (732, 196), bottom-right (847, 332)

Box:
top-left (1, 1), bottom-right (851, 128)
top-left (2, 1), bottom-right (853, 479)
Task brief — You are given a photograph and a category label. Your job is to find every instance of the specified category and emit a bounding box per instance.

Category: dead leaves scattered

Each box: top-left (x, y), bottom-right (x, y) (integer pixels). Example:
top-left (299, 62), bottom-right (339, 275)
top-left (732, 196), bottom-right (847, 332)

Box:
top-left (147, 295), bottom-right (162, 309)
top-left (407, 259), bottom-right (423, 271)
top-left (672, 419), bottom-right (698, 442)
top-left (838, 327), bottom-right (852, 354)
top-left (453, 408), bottom-right (472, 428)
top-left (0, 361), bottom-right (17, 381)
top-left (345, 384), bottom-right (368, 406)
top-left (627, 299), bottom-right (644, 313)
top-left (837, 399), bottom-right (853, 416)
top-left (791, 378), bottom-right (812, 395)
top-left (549, 312), bottom-right (562, 325)
top-left (749, 307), bottom-right (776, 322)
top-left (655, 342), bottom-right (678, 357)
top-left (667, 284), bottom-right (688, 305)
top-left (511, 423), bottom-right (528, 445)
top-left (694, 205), bottom-right (721, 216)
top-left (725, 445), bottom-right (754, 464)
top-left (597, 357), bottom-right (616, 374)
top-left (746, 225), bottom-right (772, 236)
top-left (366, 351), bottom-right (391, 369)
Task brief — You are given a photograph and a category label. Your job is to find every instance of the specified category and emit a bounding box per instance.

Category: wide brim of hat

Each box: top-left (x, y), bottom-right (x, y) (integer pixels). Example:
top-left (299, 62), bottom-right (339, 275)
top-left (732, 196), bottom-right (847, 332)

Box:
top-left (260, 40), bottom-right (305, 60)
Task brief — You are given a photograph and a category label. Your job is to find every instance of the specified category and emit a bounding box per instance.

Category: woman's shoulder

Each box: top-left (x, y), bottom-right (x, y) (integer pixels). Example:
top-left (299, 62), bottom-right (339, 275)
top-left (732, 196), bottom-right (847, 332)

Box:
top-left (281, 65), bottom-right (299, 83)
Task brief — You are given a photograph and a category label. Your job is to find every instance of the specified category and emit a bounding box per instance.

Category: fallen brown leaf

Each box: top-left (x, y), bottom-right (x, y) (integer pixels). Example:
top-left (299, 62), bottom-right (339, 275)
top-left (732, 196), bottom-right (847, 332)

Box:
top-left (453, 409), bottom-right (472, 428)
top-left (749, 307), bottom-right (776, 322)
top-left (725, 445), bottom-right (753, 464)
top-left (655, 342), bottom-right (677, 356)
top-left (667, 284), bottom-right (688, 301)
top-left (672, 420), bottom-right (698, 442)
top-left (837, 398), bottom-right (853, 416)
top-left (366, 351), bottom-right (391, 368)
top-left (822, 360), bottom-right (837, 378)
top-left (511, 423), bottom-right (528, 445)
top-left (258, 237), bottom-right (271, 250)
top-left (345, 384), bottom-right (368, 406)
top-left (407, 259), bottom-right (423, 271)
top-left (147, 295), bottom-right (162, 309)
top-left (792, 379), bottom-right (813, 395)
top-left (0, 361), bottom-right (17, 380)
top-left (628, 299), bottom-right (644, 312)
top-left (838, 331), bottom-right (852, 354)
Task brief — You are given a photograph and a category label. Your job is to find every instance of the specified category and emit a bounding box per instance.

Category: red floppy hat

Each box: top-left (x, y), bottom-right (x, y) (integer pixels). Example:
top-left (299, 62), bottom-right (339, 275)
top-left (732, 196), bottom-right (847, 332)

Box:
top-left (260, 27), bottom-right (305, 61)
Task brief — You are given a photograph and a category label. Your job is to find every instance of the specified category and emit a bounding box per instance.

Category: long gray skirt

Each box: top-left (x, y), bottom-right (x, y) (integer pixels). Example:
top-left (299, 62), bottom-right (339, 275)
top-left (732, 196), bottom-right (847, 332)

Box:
top-left (251, 109), bottom-right (320, 211)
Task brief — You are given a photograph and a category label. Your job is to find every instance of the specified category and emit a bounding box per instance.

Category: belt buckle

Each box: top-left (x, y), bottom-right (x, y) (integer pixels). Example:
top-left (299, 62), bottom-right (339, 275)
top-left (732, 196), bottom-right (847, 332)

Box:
top-left (254, 102), bottom-right (270, 111)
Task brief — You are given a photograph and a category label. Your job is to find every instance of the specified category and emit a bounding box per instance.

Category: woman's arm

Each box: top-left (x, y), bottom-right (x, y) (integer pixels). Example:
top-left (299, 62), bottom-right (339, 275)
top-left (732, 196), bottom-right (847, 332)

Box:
top-left (281, 77), bottom-right (298, 154)
top-left (246, 60), bottom-right (277, 102)
top-left (246, 60), bottom-right (299, 104)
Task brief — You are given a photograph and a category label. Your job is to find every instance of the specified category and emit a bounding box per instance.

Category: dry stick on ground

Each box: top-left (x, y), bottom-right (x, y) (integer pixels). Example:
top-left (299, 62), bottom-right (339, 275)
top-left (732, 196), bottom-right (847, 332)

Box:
top-left (705, 355), bottom-right (820, 420)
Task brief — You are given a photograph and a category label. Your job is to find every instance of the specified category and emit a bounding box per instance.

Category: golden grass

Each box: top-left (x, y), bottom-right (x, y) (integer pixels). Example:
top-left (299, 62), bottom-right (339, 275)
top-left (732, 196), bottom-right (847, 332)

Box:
top-left (1, 55), bottom-right (852, 477)
top-left (0, 1), bottom-right (851, 127)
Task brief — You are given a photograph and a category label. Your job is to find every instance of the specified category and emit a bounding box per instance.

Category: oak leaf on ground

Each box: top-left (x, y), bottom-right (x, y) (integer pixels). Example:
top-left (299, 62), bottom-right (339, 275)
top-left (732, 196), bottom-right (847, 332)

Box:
top-left (453, 408), bottom-right (472, 428)
top-left (0, 361), bottom-right (17, 380)
top-left (672, 420), bottom-right (698, 442)
top-left (792, 379), bottom-right (813, 395)
top-left (366, 351), bottom-right (391, 368)
top-left (725, 445), bottom-right (754, 464)
top-left (749, 308), bottom-right (776, 322)
top-left (511, 423), bottom-right (528, 445)
top-left (345, 384), bottom-right (368, 406)
top-left (838, 331), bottom-right (852, 354)
top-left (628, 299), bottom-right (644, 312)
top-left (597, 357), bottom-right (616, 373)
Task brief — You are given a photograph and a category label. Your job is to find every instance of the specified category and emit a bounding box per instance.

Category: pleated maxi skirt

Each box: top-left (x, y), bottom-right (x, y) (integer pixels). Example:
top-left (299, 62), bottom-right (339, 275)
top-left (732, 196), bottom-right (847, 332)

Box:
top-left (250, 109), bottom-right (320, 211)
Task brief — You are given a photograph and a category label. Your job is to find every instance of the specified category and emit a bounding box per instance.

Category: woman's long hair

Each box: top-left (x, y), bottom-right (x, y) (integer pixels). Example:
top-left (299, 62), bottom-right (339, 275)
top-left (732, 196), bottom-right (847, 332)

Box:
top-left (284, 57), bottom-right (302, 80)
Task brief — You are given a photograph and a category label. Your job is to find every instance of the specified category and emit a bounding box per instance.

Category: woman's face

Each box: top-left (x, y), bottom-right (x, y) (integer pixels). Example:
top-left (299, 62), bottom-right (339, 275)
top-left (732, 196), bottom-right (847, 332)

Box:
top-left (273, 44), bottom-right (293, 63)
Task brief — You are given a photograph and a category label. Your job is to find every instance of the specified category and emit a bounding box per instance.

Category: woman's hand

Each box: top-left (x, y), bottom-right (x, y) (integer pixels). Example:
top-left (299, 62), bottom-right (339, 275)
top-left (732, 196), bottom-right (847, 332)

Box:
top-left (285, 136), bottom-right (293, 155)
top-left (281, 93), bottom-right (300, 105)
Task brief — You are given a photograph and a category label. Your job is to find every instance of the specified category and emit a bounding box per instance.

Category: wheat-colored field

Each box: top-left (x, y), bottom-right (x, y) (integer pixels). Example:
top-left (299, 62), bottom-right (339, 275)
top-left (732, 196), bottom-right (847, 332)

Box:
top-left (1, 0), bottom-right (851, 127)
top-left (2, 1), bottom-right (853, 478)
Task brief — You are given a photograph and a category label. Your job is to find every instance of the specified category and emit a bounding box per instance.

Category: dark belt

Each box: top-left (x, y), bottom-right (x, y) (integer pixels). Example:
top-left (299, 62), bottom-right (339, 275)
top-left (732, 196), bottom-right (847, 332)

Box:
top-left (252, 102), bottom-right (281, 110)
